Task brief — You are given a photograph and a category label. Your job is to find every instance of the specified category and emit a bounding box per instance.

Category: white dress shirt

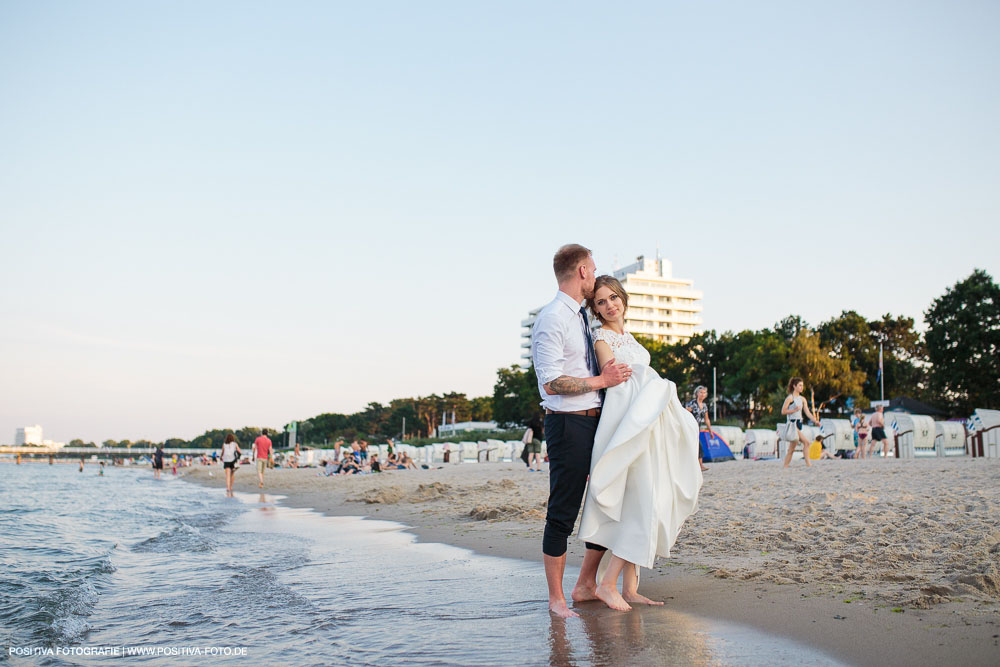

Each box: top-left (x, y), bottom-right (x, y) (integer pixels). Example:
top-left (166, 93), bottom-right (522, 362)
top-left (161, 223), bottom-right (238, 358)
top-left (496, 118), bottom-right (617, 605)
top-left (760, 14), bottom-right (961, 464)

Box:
top-left (532, 291), bottom-right (601, 412)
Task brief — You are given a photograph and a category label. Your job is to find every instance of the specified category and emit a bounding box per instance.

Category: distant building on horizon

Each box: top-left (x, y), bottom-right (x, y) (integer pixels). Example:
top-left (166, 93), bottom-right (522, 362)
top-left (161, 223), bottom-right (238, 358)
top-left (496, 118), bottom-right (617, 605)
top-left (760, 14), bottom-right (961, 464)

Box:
top-left (15, 425), bottom-right (43, 446)
top-left (520, 251), bottom-right (703, 363)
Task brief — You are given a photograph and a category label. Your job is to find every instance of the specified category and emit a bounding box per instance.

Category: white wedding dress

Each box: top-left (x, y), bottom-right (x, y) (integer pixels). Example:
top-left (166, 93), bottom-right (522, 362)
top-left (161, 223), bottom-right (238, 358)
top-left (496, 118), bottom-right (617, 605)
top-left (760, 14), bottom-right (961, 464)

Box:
top-left (578, 328), bottom-right (703, 570)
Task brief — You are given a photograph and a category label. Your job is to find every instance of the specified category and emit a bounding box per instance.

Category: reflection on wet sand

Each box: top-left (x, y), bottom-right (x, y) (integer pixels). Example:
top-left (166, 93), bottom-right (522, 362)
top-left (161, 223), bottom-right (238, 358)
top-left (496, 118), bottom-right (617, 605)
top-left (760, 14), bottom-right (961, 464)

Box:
top-left (232, 493), bottom-right (843, 666)
top-left (551, 604), bottom-right (716, 667)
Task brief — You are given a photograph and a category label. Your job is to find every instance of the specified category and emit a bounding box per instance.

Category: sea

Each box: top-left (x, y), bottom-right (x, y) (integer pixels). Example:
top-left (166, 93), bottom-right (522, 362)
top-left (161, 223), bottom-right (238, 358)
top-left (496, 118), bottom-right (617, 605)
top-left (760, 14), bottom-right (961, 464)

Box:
top-left (0, 462), bottom-right (846, 666)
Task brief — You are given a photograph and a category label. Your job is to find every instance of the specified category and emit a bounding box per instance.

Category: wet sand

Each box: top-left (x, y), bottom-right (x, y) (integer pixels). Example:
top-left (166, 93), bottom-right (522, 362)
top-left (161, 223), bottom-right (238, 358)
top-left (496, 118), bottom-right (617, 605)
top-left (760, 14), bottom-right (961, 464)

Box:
top-left (184, 458), bottom-right (1000, 666)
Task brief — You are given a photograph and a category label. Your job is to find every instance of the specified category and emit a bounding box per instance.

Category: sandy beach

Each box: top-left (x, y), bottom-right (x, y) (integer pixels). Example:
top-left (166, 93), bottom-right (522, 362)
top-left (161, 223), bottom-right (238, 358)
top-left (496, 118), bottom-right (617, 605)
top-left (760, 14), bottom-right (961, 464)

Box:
top-left (184, 458), bottom-right (1000, 666)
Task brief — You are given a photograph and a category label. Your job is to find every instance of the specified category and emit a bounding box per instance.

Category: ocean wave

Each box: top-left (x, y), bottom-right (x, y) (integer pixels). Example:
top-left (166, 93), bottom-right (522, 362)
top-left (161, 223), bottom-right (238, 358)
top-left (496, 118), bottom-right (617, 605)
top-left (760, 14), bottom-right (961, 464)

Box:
top-left (132, 523), bottom-right (215, 554)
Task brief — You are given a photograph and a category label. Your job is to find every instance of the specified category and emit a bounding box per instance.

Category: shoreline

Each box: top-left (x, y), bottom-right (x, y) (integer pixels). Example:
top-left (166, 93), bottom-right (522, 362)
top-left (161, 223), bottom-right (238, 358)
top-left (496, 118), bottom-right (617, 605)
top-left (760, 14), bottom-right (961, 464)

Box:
top-left (181, 460), bottom-right (1000, 666)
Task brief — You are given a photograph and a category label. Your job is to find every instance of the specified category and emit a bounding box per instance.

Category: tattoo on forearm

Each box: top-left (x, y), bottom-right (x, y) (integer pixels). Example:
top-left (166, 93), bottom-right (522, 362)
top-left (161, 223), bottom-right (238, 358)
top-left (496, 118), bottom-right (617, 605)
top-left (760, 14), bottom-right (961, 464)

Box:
top-left (547, 376), bottom-right (593, 396)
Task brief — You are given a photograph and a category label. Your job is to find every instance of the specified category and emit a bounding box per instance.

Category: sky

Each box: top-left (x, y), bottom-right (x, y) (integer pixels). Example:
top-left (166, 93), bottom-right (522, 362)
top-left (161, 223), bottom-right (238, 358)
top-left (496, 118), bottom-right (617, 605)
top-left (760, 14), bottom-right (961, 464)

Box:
top-left (2, 1), bottom-right (998, 444)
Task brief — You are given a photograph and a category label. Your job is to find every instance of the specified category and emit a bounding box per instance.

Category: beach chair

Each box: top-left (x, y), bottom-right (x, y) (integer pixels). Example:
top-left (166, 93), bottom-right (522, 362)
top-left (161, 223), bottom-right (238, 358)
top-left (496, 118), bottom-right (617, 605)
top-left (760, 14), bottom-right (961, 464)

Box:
top-left (744, 430), bottom-right (778, 459)
top-left (459, 442), bottom-right (478, 463)
top-left (968, 409), bottom-right (1000, 458)
top-left (504, 440), bottom-right (521, 462)
top-left (711, 426), bottom-right (745, 460)
top-left (934, 421), bottom-right (967, 457)
top-left (890, 414), bottom-right (936, 458)
top-left (506, 440), bottom-right (525, 463)
top-left (819, 419), bottom-right (855, 454)
top-left (491, 440), bottom-right (512, 461)
top-left (480, 439), bottom-right (504, 462)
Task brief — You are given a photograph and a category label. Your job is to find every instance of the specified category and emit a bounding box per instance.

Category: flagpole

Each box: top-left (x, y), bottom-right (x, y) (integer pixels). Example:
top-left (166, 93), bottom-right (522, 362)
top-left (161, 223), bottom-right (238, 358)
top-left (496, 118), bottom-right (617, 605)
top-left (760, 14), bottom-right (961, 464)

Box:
top-left (879, 342), bottom-right (884, 403)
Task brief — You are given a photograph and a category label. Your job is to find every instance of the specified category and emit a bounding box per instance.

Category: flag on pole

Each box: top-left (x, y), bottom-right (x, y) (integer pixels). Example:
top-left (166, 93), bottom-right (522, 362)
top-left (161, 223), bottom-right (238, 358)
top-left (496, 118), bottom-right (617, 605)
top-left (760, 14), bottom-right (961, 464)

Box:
top-left (876, 343), bottom-right (883, 385)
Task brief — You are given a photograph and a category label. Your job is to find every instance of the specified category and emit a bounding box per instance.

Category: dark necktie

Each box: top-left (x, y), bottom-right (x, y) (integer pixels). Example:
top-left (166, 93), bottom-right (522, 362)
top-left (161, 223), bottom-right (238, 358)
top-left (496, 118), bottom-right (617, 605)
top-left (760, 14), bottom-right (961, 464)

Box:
top-left (580, 307), bottom-right (599, 376)
top-left (580, 306), bottom-right (605, 406)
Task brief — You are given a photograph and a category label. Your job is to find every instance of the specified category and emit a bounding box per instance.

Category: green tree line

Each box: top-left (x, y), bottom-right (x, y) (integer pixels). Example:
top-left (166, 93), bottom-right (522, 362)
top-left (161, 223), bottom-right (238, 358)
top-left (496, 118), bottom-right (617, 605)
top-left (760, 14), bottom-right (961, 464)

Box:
top-left (492, 269), bottom-right (1000, 429)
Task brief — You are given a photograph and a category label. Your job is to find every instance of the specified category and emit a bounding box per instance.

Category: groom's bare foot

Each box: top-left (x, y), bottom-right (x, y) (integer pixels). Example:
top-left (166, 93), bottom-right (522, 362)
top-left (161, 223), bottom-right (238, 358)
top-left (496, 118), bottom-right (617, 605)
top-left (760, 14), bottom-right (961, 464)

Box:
top-left (571, 583), bottom-right (598, 602)
top-left (596, 584), bottom-right (632, 611)
top-left (549, 599), bottom-right (579, 618)
top-left (623, 591), bottom-right (664, 606)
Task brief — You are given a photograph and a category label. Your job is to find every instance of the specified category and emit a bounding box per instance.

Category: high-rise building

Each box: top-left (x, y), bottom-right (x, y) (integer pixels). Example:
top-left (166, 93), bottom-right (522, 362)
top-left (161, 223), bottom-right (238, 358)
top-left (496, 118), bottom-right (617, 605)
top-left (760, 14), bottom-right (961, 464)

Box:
top-left (520, 252), bottom-right (703, 363)
top-left (611, 255), bottom-right (703, 344)
top-left (15, 425), bottom-right (43, 446)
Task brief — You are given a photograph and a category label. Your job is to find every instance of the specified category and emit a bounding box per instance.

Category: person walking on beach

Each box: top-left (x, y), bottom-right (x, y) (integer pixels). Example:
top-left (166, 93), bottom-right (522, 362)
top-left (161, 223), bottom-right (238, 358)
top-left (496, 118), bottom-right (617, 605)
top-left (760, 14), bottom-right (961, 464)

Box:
top-left (153, 445), bottom-right (165, 479)
top-left (781, 377), bottom-right (821, 468)
top-left (221, 434), bottom-right (242, 495)
top-left (254, 429), bottom-right (272, 489)
top-left (522, 425), bottom-right (543, 471)
top-left (532, 243), bottom-right (632, 618)
top-left (869, 405), bottom-right (891, 458)
top-left (578, 275), bottom-right (703, 612)
top-left (685, 386), bottom-right (712, 472)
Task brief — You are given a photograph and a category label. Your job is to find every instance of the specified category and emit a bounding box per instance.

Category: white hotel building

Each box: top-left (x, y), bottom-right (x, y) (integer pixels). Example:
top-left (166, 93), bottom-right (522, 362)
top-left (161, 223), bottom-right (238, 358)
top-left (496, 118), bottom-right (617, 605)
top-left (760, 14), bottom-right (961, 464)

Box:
top-left (521, 254), bottom-right (703, 363)
top-left (15, 425), bottom-right (44, 446)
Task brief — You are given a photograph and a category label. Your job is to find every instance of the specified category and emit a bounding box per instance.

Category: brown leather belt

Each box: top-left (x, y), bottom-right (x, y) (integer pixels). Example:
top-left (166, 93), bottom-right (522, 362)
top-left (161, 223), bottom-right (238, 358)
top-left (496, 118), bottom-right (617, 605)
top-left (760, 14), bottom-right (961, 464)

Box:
top-left (545, 408), bottom-right (601, 417)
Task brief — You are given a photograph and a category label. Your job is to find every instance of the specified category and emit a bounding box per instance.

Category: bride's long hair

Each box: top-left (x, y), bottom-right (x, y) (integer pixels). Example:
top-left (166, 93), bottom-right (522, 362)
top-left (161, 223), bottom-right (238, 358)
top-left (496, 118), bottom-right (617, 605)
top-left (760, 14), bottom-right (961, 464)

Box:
top-left (587, 275), bottom-right (629, 324)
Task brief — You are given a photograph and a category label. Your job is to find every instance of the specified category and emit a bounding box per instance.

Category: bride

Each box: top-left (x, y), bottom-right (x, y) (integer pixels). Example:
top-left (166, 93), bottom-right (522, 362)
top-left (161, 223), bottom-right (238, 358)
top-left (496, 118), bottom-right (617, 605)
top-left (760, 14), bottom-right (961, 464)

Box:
top-left (579, 275), bottom-right (703, 611)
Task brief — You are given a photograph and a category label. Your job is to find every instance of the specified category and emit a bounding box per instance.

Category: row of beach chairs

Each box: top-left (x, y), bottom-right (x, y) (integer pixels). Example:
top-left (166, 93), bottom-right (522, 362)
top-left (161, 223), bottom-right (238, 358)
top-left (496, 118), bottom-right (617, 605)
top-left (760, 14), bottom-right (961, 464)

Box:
top-left (712, 410), bottom-right (998, 461)
top-left (307, 409), bottom-right (999, 466)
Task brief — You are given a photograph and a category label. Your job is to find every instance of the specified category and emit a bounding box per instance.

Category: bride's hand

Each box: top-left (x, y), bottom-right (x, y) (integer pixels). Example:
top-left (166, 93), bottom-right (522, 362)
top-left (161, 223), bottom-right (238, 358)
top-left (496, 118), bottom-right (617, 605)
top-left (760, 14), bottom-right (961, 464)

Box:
top-left (600, 358), bottom-right (632, 388)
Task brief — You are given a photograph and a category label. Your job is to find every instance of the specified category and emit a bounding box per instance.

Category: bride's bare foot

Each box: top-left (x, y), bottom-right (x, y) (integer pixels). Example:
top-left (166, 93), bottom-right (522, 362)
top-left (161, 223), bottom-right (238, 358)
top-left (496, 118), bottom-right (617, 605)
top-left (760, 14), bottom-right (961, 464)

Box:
top-left (549, 599), bottom-right (579, 618)
top-left (595, 584), bottom-right (632, 611)
top-left (571, 583), bottom-right (598, 602)
top-left (623, 591), bottom-right (664, 606)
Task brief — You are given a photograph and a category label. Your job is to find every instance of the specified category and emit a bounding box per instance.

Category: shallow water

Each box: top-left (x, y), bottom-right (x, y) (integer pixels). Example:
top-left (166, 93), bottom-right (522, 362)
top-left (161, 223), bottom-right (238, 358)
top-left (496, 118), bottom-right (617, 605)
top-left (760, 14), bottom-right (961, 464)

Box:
top-left (1, 463), bottom-right (846, 665)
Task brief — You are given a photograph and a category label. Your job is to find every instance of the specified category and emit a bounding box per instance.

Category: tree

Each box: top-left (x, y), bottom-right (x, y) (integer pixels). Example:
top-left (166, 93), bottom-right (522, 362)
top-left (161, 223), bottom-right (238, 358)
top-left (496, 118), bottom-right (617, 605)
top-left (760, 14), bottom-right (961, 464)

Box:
top-left (492, 364), bottom-right (543, 433)
top-left (69, 439), bottom-right (85, 447)
top-left (870, 314), bottom-right (927, 402)
top-left (788, 329), bottom-right (865, 417)
top-left (722, 329), bottom-right (790, 426)
top-left (925, 269), bottom-right (1000, 413)
top-left (469, 396), bottom-right (493, 421)
top-left (102, 439), bottom-right (117, 448)
top-left (774, 315), bottom-right (809, 342)
top-left (818, 310), bottom-right (927, 406)
top-left (641, 335), bottom-right (694, 389)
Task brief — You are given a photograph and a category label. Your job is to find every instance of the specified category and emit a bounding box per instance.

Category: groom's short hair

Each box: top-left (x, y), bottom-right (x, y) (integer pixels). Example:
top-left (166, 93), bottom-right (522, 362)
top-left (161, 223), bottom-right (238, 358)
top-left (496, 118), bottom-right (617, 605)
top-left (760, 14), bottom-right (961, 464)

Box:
top-left (553, 244), bottom-right (592, 281)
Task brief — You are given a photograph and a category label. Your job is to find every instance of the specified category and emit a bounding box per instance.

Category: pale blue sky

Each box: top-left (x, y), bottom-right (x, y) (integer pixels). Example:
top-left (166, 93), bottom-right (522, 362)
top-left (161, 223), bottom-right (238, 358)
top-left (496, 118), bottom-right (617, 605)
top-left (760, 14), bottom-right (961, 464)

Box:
top-left (2, 1), bottom-right (998, 443)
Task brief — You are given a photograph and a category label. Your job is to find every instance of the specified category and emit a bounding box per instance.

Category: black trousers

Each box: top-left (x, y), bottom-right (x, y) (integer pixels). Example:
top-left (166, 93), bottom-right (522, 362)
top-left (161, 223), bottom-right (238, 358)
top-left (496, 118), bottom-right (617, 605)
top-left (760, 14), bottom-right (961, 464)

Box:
top-left (542, 413), bottom-right (608, 558)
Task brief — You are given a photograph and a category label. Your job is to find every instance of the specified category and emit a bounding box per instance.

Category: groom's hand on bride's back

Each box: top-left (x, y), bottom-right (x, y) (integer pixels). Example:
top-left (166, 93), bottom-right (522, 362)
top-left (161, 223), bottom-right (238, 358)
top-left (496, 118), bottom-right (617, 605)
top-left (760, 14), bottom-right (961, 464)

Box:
top-left (601, 359), bottom-right (631, 388)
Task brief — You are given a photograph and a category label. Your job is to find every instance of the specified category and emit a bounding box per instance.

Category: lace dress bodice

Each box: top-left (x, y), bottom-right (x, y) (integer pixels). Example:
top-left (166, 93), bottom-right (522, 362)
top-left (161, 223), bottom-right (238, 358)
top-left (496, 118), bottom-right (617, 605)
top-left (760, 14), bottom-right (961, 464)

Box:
top-left (593, 328), bottom-right (651, 367)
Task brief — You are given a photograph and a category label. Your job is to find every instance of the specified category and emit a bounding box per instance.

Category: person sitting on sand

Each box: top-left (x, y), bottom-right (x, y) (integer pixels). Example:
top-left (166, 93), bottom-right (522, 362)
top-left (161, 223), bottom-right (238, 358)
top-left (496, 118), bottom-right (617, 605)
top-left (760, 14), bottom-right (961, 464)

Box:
top-left (401, 452), bottom-right (419, 470)
top-left (811, 435), bottom-right (837, 460)
top-left (369, 454), bottom-right (382, 473)
top-left (338, 457), bottom-right (360, 475)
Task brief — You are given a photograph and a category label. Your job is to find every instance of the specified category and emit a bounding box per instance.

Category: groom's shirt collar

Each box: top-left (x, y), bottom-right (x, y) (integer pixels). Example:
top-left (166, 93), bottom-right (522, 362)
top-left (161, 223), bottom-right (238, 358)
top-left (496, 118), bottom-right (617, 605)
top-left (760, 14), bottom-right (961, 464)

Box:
top-left (555, 290), bottom-right (585, 311)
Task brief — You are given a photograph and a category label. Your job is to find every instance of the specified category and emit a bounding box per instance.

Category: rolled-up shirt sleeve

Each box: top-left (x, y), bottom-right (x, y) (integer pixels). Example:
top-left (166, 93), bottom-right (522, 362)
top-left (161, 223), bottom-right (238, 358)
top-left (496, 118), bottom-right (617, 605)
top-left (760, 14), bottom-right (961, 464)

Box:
top-left (532, 315), bottom-right (566, 386)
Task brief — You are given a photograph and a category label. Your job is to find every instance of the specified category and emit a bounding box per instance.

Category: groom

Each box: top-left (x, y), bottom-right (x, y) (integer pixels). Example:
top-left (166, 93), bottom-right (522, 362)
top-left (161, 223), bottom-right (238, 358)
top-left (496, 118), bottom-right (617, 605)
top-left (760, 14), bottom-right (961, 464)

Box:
top-left (532, 243), bottom-right (632, 618)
